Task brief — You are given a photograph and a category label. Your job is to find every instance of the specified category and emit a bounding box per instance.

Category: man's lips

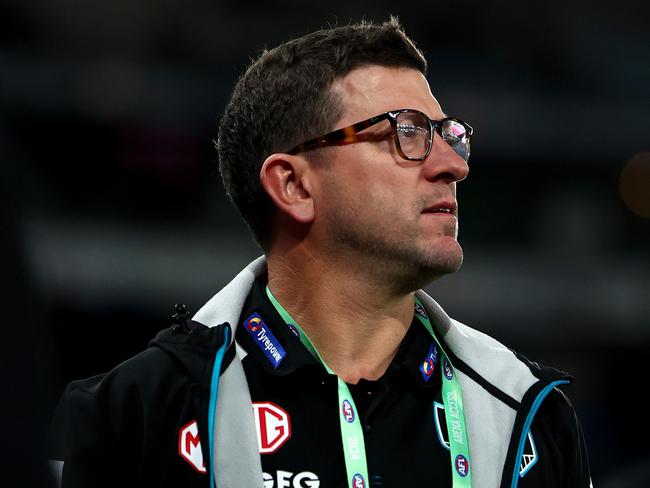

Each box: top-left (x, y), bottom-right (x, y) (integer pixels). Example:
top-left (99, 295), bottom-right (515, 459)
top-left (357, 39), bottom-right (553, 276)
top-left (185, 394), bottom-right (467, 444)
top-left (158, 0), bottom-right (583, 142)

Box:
top-left (421, 201), bottom-right (457, 216)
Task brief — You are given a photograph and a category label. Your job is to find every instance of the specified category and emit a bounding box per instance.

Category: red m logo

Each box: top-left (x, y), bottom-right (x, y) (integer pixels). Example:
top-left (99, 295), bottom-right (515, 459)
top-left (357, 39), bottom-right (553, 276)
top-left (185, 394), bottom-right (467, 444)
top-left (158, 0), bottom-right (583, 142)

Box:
top-left (178, 420), bottom-right (206, 474)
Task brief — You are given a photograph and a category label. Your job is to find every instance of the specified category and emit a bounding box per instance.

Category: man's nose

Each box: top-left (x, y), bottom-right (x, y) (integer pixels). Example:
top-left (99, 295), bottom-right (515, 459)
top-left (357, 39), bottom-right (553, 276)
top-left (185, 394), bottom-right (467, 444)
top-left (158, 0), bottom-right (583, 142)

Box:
top-left (421, 134), bottom-right (470, 184)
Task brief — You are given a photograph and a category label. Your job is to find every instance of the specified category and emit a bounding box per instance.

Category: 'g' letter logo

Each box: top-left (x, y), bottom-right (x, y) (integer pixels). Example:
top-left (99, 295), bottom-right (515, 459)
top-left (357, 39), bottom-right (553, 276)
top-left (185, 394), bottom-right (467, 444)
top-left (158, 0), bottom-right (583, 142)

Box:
top-left (253, 402), bottom-right (292, 454)
top-left (178, 420), bottom-right (206, 474)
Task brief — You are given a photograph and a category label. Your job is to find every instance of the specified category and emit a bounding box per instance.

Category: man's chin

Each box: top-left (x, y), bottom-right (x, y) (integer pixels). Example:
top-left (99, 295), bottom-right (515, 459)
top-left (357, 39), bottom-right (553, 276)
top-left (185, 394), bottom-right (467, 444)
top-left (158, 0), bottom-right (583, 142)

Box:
top-left (417, 244), bottom-right (464, 280)
top-left (422, 255), bottom-right (462, 279)
top-left (391, 246), bottom-right (463, 293)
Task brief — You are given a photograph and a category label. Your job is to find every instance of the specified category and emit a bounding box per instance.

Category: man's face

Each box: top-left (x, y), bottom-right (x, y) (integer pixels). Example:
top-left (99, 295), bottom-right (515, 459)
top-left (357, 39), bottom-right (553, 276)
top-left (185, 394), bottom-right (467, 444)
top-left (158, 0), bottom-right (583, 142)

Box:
top-left (309, 65), bottom-right (470, 288)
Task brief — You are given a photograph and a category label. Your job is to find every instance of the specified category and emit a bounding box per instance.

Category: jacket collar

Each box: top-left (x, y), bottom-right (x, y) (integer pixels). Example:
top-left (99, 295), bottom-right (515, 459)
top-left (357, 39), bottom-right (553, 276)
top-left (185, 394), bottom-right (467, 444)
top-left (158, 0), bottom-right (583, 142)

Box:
top-left (235, 275), bottom-right (443, 389)
top-left (193, 256), bottom-right (548, 398)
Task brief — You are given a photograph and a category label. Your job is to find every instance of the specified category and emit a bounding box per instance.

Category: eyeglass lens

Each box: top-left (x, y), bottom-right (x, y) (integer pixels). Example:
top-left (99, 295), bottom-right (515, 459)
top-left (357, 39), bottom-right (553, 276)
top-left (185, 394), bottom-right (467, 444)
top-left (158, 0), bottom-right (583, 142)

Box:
top-left (441, 119), bottom-right (470, 161)
top-left (395, 112), bottom-right (470, 161)
top-left (395, 111), bottom-right (430, 160)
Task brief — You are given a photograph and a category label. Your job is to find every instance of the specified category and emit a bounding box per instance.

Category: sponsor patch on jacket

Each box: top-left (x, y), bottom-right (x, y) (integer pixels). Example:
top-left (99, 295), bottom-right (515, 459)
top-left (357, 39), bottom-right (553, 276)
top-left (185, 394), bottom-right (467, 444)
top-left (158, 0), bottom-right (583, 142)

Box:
top-left (178, 420), bottom-right (206, 474)
top-left (253, 402), bottom-right (292, 454)
top-left (419, 342), bottom-right (439, 382)
top-left (244, 313), bottom-right (286, 368)
top-left (263, 471), bottom-right (319, 486)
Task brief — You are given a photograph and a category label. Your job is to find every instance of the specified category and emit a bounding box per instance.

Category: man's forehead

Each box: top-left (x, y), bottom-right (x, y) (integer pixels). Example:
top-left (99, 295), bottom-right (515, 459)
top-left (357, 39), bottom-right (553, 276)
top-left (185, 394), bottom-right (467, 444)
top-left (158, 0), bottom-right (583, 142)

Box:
top-left (331, 65), bottom-right (444, 122)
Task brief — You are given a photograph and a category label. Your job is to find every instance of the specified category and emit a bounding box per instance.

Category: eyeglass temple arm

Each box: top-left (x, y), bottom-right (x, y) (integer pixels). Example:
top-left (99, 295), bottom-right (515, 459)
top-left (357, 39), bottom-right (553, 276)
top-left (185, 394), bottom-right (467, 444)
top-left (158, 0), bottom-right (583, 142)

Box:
top-left (287, 113), bottom-right (389, 154)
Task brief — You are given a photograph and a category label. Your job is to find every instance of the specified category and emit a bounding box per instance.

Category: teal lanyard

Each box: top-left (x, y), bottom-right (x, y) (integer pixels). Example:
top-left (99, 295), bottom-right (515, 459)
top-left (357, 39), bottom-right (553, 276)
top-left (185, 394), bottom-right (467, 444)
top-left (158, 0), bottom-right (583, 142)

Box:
top-left (266, 287), bottom-right (473, 487)
top-left (413, 297), bottom-right (473, 487)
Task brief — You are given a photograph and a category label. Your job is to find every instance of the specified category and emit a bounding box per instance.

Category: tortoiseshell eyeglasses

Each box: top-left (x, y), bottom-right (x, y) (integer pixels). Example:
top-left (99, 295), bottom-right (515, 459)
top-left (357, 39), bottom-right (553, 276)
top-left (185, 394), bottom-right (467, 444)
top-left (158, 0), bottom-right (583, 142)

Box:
top-left (287, 109), bottom-right (473, 162)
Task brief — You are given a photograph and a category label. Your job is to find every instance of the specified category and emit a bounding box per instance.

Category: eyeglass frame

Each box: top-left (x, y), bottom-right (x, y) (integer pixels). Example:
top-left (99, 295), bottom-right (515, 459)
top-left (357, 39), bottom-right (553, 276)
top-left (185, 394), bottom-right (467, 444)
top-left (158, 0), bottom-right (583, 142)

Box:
top-left (287, 108), bottom-right (474, 162)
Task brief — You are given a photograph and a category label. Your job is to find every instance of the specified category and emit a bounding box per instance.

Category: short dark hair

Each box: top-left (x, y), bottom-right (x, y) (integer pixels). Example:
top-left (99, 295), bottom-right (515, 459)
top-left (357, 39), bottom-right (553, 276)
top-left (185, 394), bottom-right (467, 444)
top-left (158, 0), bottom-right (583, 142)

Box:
top-left (217, 17), bottom-right (427, 249)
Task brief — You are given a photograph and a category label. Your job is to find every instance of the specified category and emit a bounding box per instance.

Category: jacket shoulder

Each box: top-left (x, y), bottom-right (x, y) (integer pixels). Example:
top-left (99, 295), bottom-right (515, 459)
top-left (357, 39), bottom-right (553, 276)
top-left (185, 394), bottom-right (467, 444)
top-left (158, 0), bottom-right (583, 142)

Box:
top-left (49, 322), bottom-right (225, 487)
top-left (49, 345), bottom-right (177, 456)
top-left (446, 318), bottom-right (574, 405)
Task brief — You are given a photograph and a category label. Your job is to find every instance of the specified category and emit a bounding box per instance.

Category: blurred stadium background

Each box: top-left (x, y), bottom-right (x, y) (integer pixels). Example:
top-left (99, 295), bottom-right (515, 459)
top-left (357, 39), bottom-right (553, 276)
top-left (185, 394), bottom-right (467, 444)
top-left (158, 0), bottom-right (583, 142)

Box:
top-left (1, 0), bottom-right (648, 486)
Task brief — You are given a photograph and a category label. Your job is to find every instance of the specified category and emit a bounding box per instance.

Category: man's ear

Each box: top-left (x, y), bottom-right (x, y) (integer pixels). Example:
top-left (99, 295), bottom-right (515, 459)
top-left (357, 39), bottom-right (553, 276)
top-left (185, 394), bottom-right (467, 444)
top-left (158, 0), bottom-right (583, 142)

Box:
top-left (260, 153), bottom-right (315, 224)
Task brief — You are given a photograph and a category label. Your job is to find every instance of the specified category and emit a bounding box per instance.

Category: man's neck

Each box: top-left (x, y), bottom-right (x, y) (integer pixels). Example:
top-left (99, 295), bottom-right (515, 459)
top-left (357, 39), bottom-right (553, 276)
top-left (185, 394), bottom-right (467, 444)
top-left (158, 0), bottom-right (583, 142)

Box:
top-left (266, 252), bottom-right (415, 384)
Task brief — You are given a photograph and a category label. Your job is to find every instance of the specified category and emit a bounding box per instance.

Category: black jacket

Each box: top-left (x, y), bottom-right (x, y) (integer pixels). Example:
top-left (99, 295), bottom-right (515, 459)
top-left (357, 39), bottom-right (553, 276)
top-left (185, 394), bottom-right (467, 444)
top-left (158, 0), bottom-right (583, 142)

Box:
top-left (50, 321), bottom-right (229, 487)
top-left (50, 258), bottom-right (591, 487)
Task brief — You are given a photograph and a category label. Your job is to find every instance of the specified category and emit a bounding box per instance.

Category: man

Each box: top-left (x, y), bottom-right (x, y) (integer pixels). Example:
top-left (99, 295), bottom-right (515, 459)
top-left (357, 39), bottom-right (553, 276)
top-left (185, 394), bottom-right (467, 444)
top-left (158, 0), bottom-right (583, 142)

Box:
top-left (50, 19), bottom-right (591, 487)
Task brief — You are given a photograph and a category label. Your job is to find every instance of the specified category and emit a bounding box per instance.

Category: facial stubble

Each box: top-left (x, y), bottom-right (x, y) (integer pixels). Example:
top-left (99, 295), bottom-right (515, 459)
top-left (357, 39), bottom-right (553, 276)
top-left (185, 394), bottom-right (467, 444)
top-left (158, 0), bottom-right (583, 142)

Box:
top-left (322, 192), bottom-right (464, 292)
